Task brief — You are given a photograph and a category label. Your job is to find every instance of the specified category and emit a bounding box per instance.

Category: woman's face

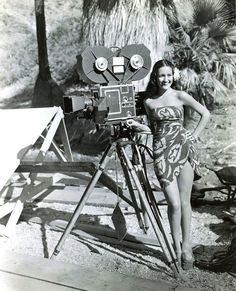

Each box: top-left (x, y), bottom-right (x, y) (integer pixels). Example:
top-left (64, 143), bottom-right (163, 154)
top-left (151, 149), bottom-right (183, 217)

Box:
top-left (156, 66), bottom-right (173, 90)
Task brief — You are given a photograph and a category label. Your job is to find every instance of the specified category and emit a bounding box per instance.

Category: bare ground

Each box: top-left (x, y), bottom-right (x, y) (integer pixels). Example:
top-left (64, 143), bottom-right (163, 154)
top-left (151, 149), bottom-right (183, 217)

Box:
top-left (0, 92), bottom-right (236, 290)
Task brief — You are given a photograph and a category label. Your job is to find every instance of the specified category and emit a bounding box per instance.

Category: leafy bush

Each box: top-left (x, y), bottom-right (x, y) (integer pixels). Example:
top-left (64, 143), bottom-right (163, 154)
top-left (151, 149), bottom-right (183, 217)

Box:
top-left (164, 0), bottom-right (236, 108)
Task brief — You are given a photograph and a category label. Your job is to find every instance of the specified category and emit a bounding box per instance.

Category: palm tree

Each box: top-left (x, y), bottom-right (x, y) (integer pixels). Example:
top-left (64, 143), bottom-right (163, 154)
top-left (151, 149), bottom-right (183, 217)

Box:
top-left (32, 0), bottom-right (64, 108)
top-left (164, 0), bottom-right (236, 109)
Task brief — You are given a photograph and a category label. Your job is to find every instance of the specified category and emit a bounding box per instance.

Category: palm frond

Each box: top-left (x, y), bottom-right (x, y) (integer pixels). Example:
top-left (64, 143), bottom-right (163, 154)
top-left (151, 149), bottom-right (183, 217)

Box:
top-left (191, 27), bottom-right (212, 49)
top-left (199, 72), bottom-right (230, 102)
top-left (214, 55), bottom-right (236, 87)
top-left (174, 0), bottom-right (195, 32)
top-left (191, 49), bottom-right (209, 70)
top-left (192, 0), bottom-right (232, 27)
top-left (212, 76), bottom-right (229, 95)
top-left (83, 0), bottom-right (120, 16)
top-left (175, 26), bottom-right (191, 46)
top-left (179, 68), bottom-right (200, 89)
top-left (208, 22), bottom-right (236, 43)
top-left (200, 71), bottom-right (214, 88)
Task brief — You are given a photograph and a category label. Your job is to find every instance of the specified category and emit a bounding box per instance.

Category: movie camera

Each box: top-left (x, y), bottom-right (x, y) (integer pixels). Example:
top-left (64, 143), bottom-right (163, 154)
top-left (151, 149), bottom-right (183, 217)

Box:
top-left (63, 44), bottom-right (151, 125)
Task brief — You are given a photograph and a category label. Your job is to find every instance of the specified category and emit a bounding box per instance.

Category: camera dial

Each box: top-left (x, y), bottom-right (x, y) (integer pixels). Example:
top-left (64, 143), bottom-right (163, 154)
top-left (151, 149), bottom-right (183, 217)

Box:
top-left (130, 54), bottom-right (144, 70)
top-left (95, 57), bottom-right (108, 72)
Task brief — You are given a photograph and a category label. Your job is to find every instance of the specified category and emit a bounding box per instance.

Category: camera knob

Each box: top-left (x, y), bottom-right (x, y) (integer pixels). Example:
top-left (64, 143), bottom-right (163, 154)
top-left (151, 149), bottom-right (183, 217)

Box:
top-left (95, 57), bottom-right (108, 72)
top-left (130, 54), bottom-right (144, 70)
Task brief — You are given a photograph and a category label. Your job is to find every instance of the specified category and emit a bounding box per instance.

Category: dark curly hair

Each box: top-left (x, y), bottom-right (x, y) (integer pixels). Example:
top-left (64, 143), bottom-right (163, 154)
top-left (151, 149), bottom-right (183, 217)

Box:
top-left (146, 59), bottom-right (175, 94)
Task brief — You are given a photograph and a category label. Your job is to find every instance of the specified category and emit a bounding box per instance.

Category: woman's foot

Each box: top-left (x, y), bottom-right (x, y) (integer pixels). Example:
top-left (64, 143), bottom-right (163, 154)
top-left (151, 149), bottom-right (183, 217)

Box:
top-left (181, 255), bottom-right (194, 270)
top-left (181, 247), bottom-right (194, 270)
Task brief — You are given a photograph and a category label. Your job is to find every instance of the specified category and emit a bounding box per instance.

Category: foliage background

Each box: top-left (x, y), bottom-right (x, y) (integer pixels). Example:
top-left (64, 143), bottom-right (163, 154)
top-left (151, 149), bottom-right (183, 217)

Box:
top-left (0, 0), bottom-right (235, 103)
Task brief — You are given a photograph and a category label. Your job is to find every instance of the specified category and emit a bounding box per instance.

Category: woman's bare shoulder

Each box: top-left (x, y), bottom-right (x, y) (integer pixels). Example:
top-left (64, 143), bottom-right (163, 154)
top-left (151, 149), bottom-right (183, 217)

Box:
top-left (172, 89), bottom-right (191, 103)
top-left (143, 96), bottom-right (155, 114)
top-left (175, 89), bottom-right (190, 99)
top-left (143, 95), bottom-right (152, 105)
top-left (143, 96), bottom-right (150, 102)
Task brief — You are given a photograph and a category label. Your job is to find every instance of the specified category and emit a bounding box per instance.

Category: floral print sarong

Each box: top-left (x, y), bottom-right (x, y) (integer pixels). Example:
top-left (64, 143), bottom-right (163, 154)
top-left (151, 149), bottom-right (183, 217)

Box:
top-left (150, 106), bottom-right (201, 187)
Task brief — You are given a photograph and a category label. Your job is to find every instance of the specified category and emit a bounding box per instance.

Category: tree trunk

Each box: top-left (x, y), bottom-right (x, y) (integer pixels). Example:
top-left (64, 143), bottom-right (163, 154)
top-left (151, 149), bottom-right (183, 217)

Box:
top-left (32, 0), bottom-right (64, 108)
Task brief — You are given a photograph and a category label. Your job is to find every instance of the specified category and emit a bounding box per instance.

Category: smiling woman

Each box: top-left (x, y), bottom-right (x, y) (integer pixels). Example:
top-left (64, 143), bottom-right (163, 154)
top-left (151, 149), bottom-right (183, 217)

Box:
top-left (129, 59), bottom-right (211, 270)
top-left (144, 59), bottom-right (210, 270)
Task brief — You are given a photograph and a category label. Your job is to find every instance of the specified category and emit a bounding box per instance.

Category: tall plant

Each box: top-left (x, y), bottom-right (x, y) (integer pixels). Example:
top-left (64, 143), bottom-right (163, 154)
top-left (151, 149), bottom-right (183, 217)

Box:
top-left (164, 0), bottom-right (236, 108)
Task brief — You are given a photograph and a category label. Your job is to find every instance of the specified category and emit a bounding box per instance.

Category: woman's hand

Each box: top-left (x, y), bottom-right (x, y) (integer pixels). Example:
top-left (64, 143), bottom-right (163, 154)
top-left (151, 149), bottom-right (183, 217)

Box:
top-left (186, 130), bottom-right (200, 143)
top-left (125, 119), bottom-right (151, 133)
top-left (126, 119), bottom-right (139, 127)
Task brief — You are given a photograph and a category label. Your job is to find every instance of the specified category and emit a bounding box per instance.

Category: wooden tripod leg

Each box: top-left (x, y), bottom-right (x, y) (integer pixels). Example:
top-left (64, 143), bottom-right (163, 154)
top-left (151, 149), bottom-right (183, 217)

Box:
top-left (131, 145), bottom-right (150, 231)
top-left (133, 144), bottom-right (162, 218)
top-left (117, 147), bottom-right (146, 232)
top-left (118, 144), bottom-right (180, 276)
top-left (133, 151), bottom-right (177, 266)
top-left (51, 142), bottom-right (116, 258)
top-left (132, 144), bottom-right (178, 267)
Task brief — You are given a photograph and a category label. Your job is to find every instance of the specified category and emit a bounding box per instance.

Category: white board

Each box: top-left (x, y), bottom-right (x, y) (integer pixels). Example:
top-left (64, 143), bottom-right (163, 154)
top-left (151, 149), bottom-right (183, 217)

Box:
top-left (0, 107), bottom-right (59, 191)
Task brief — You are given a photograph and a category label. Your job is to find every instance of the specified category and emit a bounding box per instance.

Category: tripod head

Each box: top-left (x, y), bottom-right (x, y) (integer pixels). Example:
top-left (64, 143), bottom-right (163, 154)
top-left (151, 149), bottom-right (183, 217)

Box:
top-left (105, 121), bottom-right (136, 143)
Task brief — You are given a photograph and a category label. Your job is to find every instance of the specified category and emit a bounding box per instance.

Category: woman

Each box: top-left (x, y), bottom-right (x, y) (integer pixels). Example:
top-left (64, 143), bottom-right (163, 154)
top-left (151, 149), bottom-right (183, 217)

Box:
top-left (128, 60), bottom-right (210, 270)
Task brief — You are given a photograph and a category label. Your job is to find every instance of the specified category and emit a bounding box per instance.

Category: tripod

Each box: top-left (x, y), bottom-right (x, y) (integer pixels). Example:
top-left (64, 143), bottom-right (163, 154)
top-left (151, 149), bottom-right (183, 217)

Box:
top-left (50, 126), bottom-right (180, 275)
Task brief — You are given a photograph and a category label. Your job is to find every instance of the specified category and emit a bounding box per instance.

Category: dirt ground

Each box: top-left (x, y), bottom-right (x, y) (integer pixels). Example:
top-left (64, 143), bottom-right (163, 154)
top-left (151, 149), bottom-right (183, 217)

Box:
top-left (0, 92), bottom-right (236, 291)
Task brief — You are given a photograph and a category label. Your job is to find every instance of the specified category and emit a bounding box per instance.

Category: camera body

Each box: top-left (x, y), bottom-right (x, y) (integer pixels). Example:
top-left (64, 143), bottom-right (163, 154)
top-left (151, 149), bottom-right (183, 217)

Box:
top-left (64, 44), bottom-right (151, 124)
top-left (92, 83), bottom-right (136, 123)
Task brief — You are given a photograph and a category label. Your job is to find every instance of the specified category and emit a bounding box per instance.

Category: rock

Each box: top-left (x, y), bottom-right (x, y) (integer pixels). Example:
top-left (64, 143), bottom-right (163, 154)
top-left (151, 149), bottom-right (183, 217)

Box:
top-left (229, 207), bottom-right (236, 215)
top-left (214, 285), bottom-right (224, 291)
top-left (204, 181), bottom-right (216, 187)
top-left (214, 158), bottom-right (225, 166)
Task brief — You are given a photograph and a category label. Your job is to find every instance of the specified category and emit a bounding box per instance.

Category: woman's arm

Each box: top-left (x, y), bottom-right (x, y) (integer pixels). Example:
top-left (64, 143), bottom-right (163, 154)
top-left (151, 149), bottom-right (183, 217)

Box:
top-left (179, 91), bottom-right (211, 138)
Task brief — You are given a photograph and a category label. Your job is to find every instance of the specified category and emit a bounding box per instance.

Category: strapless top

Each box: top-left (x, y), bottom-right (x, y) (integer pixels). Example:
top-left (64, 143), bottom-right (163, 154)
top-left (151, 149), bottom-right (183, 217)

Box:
top-left (151, 106), bottom-right (183, 121)
top-left (150, 106), bottom-right (184, 134)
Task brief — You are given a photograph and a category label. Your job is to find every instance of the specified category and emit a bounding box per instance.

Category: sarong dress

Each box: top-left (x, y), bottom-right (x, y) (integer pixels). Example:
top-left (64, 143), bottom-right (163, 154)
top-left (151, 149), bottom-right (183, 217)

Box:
top-left (150, 106), bottom-right (201, 187)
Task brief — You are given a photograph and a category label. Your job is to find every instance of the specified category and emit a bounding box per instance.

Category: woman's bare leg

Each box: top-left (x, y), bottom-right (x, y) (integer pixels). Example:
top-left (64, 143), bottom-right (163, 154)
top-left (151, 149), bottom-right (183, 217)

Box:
top-left (177, 161), bottom-right (194, 259)
top-left (162, 178), bottom-right (182, 259)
